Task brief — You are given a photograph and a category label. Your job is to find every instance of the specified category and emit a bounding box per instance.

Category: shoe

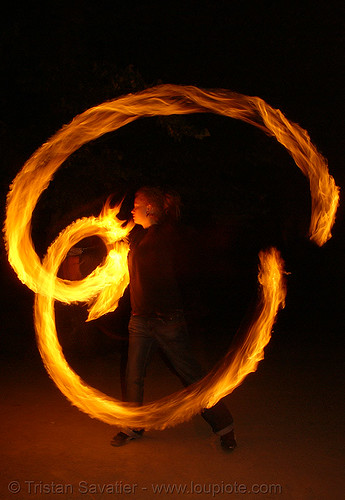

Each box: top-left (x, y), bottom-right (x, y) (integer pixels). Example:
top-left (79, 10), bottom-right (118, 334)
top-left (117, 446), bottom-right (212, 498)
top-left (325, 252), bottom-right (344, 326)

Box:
top-left (110, 429), bottom-right (144, 447)
top-left (220, 429), bottom-right (237, 451)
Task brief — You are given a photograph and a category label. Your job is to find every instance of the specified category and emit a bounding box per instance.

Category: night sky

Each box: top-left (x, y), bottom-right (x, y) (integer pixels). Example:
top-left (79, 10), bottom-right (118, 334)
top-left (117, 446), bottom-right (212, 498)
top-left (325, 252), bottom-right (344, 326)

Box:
top-left (1, 1), bottom-right (344, 354)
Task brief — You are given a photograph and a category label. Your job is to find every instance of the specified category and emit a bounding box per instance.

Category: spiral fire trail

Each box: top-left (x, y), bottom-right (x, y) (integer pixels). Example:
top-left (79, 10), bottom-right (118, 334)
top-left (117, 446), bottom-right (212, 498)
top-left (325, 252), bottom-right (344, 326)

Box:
top-left (4, 85), bottom-right (339, 429)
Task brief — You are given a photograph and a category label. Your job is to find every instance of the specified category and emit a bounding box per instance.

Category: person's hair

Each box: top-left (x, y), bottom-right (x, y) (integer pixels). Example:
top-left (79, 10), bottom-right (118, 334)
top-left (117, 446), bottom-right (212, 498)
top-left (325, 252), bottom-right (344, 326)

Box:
top-left (163, 189), bottom-right (181, 222)
top-left (136, 186), bottom-right (181, 223)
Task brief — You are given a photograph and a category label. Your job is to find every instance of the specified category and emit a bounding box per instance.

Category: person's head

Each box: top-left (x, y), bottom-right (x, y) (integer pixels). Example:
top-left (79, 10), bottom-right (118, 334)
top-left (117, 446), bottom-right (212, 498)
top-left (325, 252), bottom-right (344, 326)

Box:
top-left (131, 186), bottom-right (181, 228)
top-left (131, 187), bottom-right (166, 228)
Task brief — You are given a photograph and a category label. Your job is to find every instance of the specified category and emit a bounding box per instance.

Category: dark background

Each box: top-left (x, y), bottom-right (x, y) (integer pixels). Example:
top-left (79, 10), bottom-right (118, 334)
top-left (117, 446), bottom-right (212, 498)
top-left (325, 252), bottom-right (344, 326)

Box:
top-left (1, 5), bottom-right (344, 496)
top-left (1, 0), bottom-right (344, 361)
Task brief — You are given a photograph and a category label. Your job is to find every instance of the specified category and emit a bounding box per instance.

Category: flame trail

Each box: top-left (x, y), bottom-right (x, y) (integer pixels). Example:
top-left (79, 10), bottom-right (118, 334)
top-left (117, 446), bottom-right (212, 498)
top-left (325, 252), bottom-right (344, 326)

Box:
top-left (4, 85), bottom-right (339, 429)
top-left (35, 247), bottom-right (286, 429)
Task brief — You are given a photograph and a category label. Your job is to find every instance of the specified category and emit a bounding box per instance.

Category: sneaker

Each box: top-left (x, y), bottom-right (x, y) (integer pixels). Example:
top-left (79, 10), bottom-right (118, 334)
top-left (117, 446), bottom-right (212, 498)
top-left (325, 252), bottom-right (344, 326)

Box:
top-left (110, 429), bottom-right (144, 447)
top-left (220, 429), bottom-right (237, 451)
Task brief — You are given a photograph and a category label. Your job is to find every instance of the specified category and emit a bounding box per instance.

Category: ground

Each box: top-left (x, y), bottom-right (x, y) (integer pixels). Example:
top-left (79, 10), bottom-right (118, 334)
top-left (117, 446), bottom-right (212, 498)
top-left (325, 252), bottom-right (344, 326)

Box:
top-left (1, 239), bottom-right (344, 500)
top-left (1, 323), bottom-right (344, 500)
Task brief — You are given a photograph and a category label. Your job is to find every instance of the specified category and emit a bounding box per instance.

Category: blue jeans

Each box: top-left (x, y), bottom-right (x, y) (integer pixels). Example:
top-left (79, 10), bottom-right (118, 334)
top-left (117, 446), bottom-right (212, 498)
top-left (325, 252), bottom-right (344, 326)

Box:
top-left (126, 313), bottom-right (234, 434)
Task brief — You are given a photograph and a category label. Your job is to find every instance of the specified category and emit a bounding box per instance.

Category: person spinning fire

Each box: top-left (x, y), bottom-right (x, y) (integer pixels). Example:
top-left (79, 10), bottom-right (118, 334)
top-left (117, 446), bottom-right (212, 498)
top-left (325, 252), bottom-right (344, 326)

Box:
top-left (111, 186), bottom-right (236, 451)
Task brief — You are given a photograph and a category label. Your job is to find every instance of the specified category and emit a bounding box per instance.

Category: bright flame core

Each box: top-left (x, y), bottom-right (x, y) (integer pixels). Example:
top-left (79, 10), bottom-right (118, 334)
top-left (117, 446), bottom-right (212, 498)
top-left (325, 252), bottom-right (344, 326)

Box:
top-left (4, 85), bottom-right (339, 429)
top-left (35, 247), bottom-right (286, 429)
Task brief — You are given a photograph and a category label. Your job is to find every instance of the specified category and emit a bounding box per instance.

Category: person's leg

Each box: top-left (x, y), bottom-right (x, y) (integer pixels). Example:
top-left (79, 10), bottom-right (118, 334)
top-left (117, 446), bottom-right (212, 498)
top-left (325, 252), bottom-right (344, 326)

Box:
top-left (153, 312), bottom-right (236, 449)
top-left (125, 315), bottom-right (155, 404)
top-left (153, 312), bottom-right (204, 386)
top-left (201, 403), bottom-right (234, 434)
top-left (111, 315), bottom-right (154, 447)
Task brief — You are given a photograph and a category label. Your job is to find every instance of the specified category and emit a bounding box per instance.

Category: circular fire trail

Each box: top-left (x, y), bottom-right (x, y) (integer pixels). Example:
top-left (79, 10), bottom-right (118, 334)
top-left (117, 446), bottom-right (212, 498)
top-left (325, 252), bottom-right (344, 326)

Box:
top-left (4, 85), bottom-right (339, 429)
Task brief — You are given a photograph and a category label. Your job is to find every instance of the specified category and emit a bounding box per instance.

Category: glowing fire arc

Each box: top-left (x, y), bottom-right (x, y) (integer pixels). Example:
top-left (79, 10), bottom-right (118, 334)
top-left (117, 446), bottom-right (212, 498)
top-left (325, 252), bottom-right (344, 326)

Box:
top-left (4, 85), bottom-right (339, 430)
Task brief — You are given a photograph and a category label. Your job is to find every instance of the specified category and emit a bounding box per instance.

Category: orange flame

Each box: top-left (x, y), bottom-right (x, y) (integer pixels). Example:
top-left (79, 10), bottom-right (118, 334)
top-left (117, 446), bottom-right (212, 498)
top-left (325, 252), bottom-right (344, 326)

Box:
top-left (4, 85), bottom-right (339, 429)
top-left (34, 247), bottom-right (286, 430)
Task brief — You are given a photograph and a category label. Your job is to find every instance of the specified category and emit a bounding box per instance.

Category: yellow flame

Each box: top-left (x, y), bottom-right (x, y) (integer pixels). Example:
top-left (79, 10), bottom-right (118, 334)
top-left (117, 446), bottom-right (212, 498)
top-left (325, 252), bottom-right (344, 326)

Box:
top-left (4, 85), bottom-right (339, 429)
top-left (41, 199), bottom-right (134, 320)
top-left (35, 247), bottom-right (286, 430)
